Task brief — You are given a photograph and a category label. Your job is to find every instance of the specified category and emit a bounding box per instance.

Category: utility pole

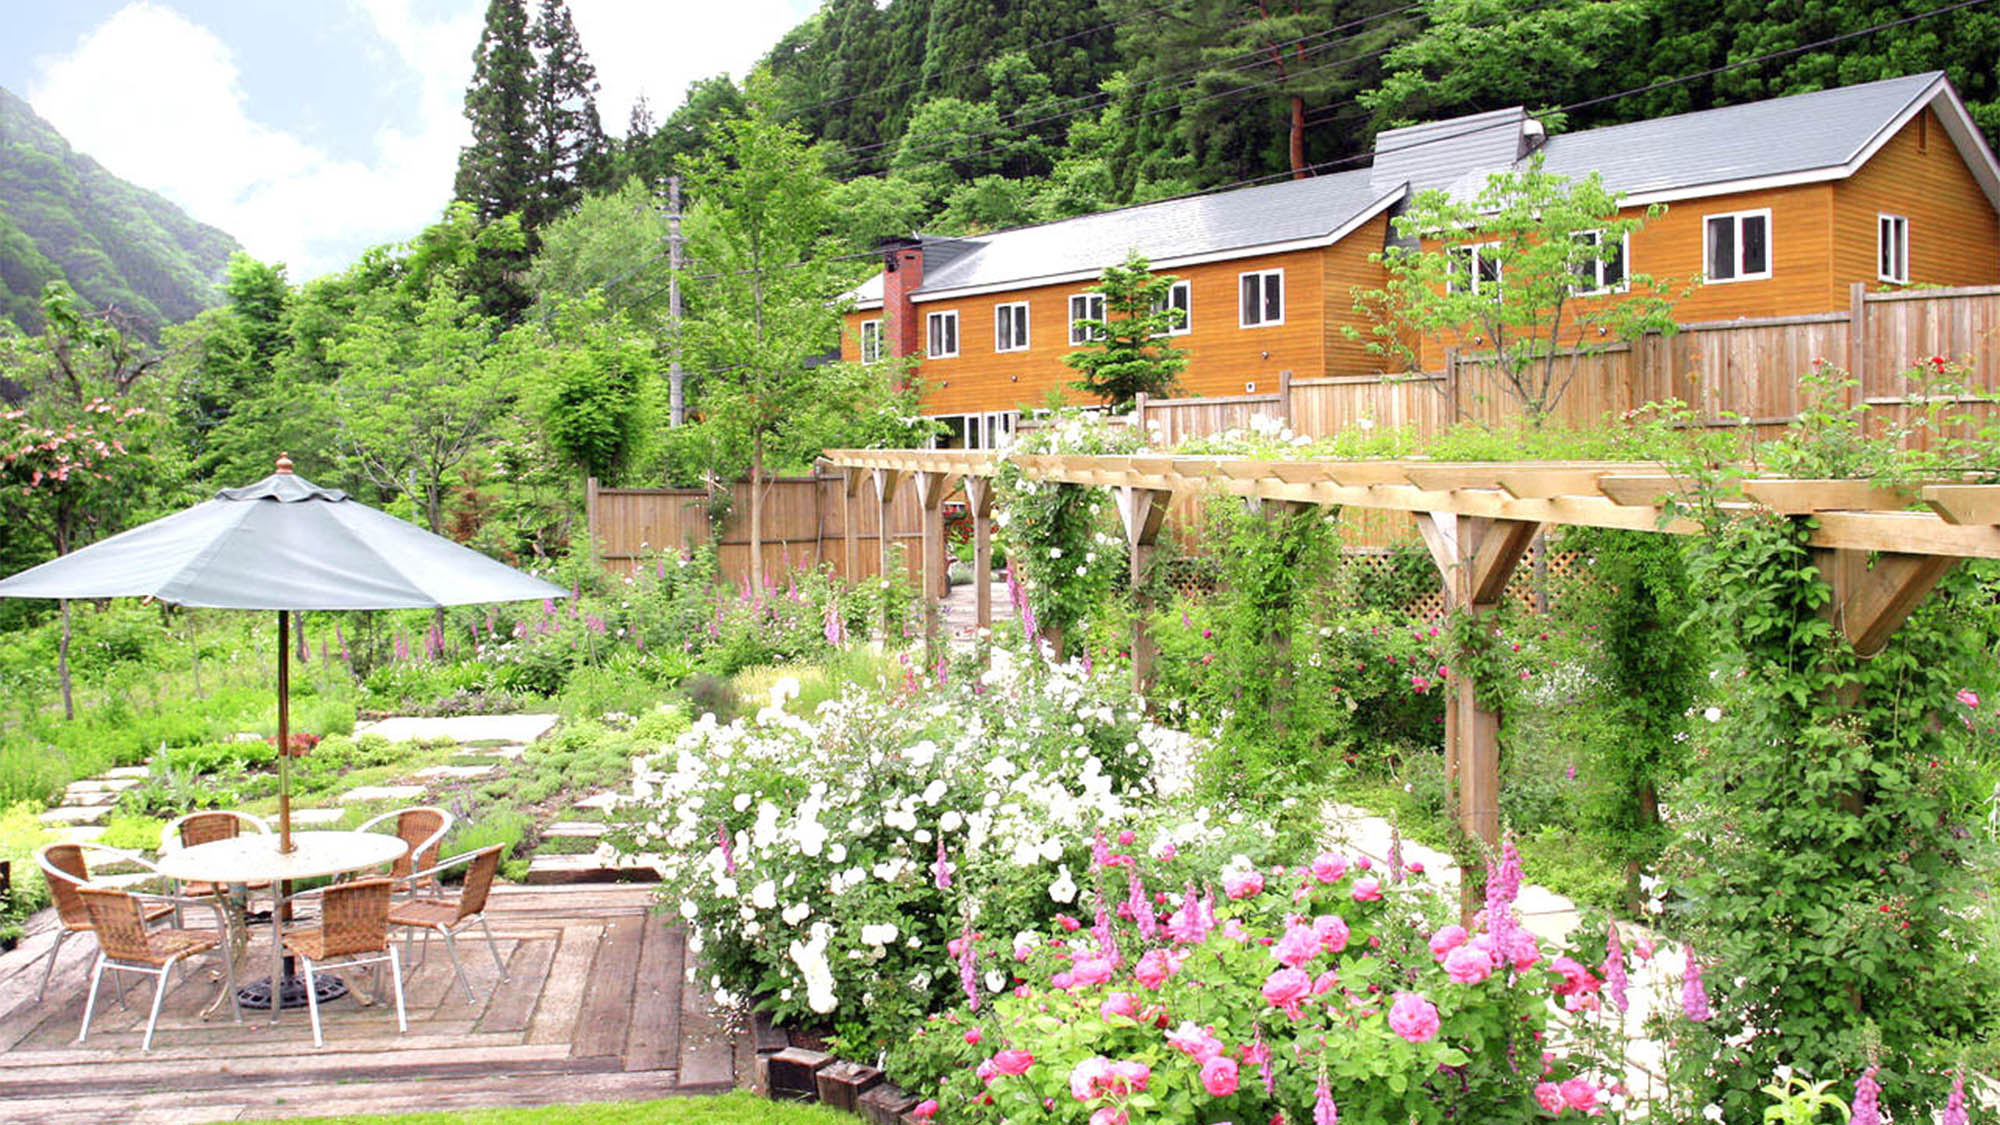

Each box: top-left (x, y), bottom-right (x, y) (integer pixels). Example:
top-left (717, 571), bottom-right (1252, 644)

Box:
top-left (668, 174), bottom-right (686, 426)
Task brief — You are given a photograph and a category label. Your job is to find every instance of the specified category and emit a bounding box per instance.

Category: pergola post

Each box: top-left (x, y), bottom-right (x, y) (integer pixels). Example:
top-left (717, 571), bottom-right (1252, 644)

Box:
top-left (1116, 486), bottom-right (1173, 692)
top-left (1418, 512), bottom-right (1539, 913)
top-left (873, 468), bottom-right (904, 635)
top-left (841, 468), bottom-right (863, 583)
top-left (913, 470), bottom-right (952, 657)
top-left (965, 477), bottom-right (996, 634)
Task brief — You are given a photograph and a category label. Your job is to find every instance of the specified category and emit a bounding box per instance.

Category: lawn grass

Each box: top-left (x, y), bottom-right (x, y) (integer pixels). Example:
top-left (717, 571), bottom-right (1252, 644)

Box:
top-left (228, 1091), bottom-right (851, 1125)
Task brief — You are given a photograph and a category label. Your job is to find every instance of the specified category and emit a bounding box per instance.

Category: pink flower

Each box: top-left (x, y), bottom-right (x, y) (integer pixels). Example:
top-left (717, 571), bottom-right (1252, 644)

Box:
top-left (1273, 922), bottom-right (1321, 969)
top-left (912, 1099), bottom-right (939, 1120)
top-left (1223, 868), bottom-right (1265, 900)
top-left (1851, 1066), bottom-right (1881, 1125)
top-left (1312, 969), bottom-right (1340, 995)
top-left (1533, 1083), bottom-right (1564, 1113)
top-left (993, 1049), bottom-right (1034, 1076)
top-left (1311, 852), bottom-right (1348, 883)
top-left (1200, 1055), bottom-right (1240, 1097)
top-left (1350, 877), bottom-right (1383, 902)
top-left (1099, 992), bottom-right (1140, 1021)
top-left (1314, 1069), bottom-right (1339, 1124)
top-left (1505, 929), bottom-right (1543, 972)
top-left (1263, 968), bottom-right (1311, 1016)
top-left (1068, 956), bottom-right (1115, 989)
top-left (1386, 991), bottom-right (1440, 1043)
top-left (964, 1028), bottom-right (983, 1045)
top-left (1444, 944), bottom-right (1495, 984)
top-left (1054, 914), bottom-right (1082, 932)
top-left (1117, 829), bottom-right (1135, 846)
top-left (1560, 1077), bottom-right (1602, 1116)
top-left (1958, 688), bottom-right (1981, 708)
top-left (1090, 1109), bottom-right (1128, 1125)
top-left (1069, 1057), bottom-right (1113, 1101)
top-left (1602, 924), bottom-right (1629, 1014)
top-left (1681, 949), bottom-right (1711, 1022)
top-left (1166, 1021), bottom-right (1224, 1062)
top-left (1133, 949), bottom-right (1182, 990)
top-left (1428, 924), bottom-right (1469, 958)
top-left (1313, 914), bottom-right (1350, 954)
top-left (1945, 1069), bottom-right (1968, 1125)
top-left (1407, 860), bottom-right (1425, 875)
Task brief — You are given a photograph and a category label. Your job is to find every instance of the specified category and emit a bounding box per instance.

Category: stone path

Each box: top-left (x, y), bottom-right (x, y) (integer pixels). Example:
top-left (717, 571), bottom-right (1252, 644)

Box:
top-left (354, 714), bottom-right (559, 745)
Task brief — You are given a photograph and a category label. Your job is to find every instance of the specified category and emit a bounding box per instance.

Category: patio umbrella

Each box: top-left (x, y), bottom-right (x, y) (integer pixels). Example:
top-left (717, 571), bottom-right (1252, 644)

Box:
top-left (0, 455), bottom-right (567, 852)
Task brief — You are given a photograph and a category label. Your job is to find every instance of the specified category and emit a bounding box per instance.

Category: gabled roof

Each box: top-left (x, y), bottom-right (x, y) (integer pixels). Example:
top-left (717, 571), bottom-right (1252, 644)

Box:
top-left (843, 72), bottom-right (2000, 311)
top-left (846, 170), bottom-right (1405, 309)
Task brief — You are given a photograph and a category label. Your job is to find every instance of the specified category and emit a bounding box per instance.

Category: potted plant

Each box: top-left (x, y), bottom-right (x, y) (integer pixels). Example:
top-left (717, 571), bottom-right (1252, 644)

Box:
top-left (268, 732), bottom-right (322, 758)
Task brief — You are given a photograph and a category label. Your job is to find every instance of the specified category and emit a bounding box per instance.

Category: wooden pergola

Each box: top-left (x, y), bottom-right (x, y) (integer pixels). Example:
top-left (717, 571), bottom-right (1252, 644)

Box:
top-left (825, 449), bottom-right (2000, 859)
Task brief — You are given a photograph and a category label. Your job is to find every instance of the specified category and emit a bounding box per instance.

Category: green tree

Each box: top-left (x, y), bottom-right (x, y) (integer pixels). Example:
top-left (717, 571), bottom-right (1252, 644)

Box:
top-left (0, 282), bottom-right (177, 716)
top-left (528, 0), bottom-right (611, 234)
top-left (681, 82), bottom-right (888, 590)
top-left (527, 176), bottom-right (674, 322)
top-left (528, 295), bottom-right (661, 485)
top-left (889, 97), bottom-right (1010, 211)
top-left (1063, 251), bottom-right (1189, 409)
top-left (454, 0), bottom-right (538, 320)
top-left (1353, 157), bottom-right (1684, 425)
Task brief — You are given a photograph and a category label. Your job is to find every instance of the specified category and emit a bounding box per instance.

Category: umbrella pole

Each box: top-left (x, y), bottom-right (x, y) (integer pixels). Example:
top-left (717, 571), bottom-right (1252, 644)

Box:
top-left (278, 610), bottom-right (292, 854)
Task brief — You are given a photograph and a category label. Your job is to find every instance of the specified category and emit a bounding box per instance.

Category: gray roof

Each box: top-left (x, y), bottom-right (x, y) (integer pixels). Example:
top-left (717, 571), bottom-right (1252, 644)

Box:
top-left (847, 71), bottom-right (1991, 307)
top-left (852, 168), bottom-right (1400, 305)
top-left (1538, 71), bottom-right (1950, 198)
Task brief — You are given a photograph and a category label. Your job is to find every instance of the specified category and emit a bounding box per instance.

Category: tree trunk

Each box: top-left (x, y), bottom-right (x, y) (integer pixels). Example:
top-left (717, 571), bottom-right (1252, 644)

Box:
top-left (1289, 95), bottom-right (1307, 179)
top-left (750, 434), bottom-right (766, 593)
top-left (57, 599), bottom-right (74, 720)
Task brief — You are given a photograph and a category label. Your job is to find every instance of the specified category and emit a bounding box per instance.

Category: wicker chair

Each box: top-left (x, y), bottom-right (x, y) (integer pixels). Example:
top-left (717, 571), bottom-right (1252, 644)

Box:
top-left (281, 877), bottom-right (406, 1047)
top-left (33, 843), bottom-right (178, 1002)
top-left (75, 886), bottom-right (238, 1051)
top-left (354, 807), bottom-right (452, 895)
top-left (387, 845), bottom-right (507, 1003)
top-left (162, 810), bottom-right (273, 899)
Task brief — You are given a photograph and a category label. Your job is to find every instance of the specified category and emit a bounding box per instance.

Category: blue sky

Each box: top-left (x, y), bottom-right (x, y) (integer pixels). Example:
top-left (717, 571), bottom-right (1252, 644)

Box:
top-left (0, 1), bottom-right (820, 280)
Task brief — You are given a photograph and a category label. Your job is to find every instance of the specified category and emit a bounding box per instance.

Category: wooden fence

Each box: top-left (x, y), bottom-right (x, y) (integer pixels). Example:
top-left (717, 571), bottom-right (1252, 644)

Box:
top-left (586, 473), bottom-right (935, 586)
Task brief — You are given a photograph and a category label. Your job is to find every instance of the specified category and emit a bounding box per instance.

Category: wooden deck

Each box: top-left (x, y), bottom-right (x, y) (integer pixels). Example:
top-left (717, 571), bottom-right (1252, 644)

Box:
top-left (0, 886), bottom-right (739, 1123)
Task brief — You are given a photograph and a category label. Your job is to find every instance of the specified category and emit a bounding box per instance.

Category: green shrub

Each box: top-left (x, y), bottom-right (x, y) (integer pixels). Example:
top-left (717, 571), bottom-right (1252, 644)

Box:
top-left (99, 814), bottom-right (168, 852)
top-left (440, 803), bottom-right (535, 882)
top-left (161, 740), bottom-right (277, 774)
top-left (0, 803), bottom-right (53, 915)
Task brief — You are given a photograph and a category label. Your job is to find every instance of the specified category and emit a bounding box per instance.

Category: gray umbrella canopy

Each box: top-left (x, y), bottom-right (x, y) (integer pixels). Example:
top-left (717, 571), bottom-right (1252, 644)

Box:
top-left (0, 468), bottom-right (565, 609)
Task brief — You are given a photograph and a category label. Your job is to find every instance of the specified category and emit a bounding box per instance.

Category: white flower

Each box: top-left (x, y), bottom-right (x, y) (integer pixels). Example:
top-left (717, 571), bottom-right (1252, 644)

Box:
top-left (940, 810), bottom-right (963, 832)
top-left (679, 899), bottom-right (699, 920)
top-left (921, 779), bottom-right (948, 805)
top-left (732, 793), bottom-right (752, 813)
top-left (1049, 547), bottom-right (1063, 559)
top-left (1703, 706), bottom-right (1723, 722)
top-left (789, 922), bottom-right (838, 1014)
top-left (782, 902), bottom-right (811, 925)
top-left (985, 969), bottom-right (1007, 993)
top-left (1702, 1106), bottom-right (1724, 1122)
top-left (1048, 864), bottom-right (1078, 903)
top-left (860, 923), bottom-right (899, 947)
top-left (769, 675), bottom-right (803, 707)
top-left (751, 880), bottom-right (778, 910)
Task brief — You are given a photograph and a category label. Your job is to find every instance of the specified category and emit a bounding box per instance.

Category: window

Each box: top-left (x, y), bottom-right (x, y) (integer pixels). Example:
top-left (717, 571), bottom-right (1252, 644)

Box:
top-left (994, 302), bottom-right (1030, 352)
top-left (930, 411), bottom-right (1020, 451)
top-left (1878, 214), bottom-right (1910, 284)
top-left (1239, 269), bottom-right (1283, 327)
top-left (1069, 294), bottom-right (1105, 345)
top-left (1571, 231), bottom-right (1628, 295)
top-left (926, 310), bottom-right (959, 358)
top-left (1703, 210), bottom-right (1771, 282)
top-left (1153, 280), bottom-right (1191, 336)
top-left (1447, 244), bottom-right (1504, 295)
top-left (859, 319), bottom-right (883, 364)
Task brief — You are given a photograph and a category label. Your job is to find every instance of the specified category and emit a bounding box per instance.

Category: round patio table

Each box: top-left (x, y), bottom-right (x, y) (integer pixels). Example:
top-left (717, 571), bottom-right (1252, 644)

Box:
top-left (157, 830), bottom-right (409, 1020)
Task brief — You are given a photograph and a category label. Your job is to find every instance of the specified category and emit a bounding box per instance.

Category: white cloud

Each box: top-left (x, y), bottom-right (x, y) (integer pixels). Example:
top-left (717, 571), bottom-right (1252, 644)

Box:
top-left (28, 0), bottom-right (476, 281)
top-left (572, 0), bottom-right (818, 135)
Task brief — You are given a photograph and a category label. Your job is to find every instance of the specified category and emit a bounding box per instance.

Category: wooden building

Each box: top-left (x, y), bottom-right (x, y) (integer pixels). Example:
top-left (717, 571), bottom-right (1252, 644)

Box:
top-left (839, 72), bottom-right (2000, 443)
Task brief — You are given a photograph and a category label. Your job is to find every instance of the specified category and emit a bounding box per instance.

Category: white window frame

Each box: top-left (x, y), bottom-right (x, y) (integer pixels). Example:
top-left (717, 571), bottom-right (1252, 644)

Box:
top-left (994, 301), bottom-right (1030, 352)
top-left (926, 310), bottom-right (959, 359)
top-left (1239, 268), bottom-right (1284, 327)
top-left (1571, 231), bottom-right (1629, 296)
top-left (1702, 208), bottom-right (1773, 284)
top-left (1153, 280), bottom-right (1192, 337)
top-left (1447, 242), bottom-right (1504, 296)
top-left (1878, 213), bottom-right (1910, 284)
top-left (1068, 293), bottom-right (1106, 345)
top-left (858, 319), bottom-right (883, 364)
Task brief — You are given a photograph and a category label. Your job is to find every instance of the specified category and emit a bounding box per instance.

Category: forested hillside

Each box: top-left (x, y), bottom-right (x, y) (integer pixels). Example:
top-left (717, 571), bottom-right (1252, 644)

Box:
top-left (608, 0), bottom-right (2000, 242)
top-left (0, 87), bottom-right (240, 337)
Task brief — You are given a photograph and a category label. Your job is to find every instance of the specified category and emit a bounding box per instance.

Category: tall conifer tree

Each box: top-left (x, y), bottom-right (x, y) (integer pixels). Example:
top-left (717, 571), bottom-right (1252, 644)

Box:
top-left (455, 0), bottom-right (537, 227)
top-left (528, 0), bottom-right (610, 236)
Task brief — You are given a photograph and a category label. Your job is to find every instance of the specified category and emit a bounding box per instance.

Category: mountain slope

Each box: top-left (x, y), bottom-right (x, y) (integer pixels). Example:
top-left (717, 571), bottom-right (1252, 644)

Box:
top-left (0, 86), bottom-right (241, 337)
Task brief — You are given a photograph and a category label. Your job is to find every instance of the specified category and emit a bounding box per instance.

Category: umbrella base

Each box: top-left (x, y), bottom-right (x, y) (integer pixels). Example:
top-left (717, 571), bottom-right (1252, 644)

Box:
top-left (237, 973), bottom-right (348, 1010)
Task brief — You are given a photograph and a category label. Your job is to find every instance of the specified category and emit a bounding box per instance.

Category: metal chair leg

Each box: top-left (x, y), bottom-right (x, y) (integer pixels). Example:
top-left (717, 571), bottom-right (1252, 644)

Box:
top-left (36, 928), bottom-right (68, 1002)
top-left (219, 939), bottom-right (242, 1025)
top-left (439, 928), bottom-right (473, 1003)
top-left (141, 957), bottom-right (174, 1052)
top-left (477, 916), bottom-right (506, 977)
top-left (388, 947), bottom-right (407, 1033)
top-left (76, 955), bottom-right (106, 1044)
top-left (301, 955), bottom-right (323, 1048)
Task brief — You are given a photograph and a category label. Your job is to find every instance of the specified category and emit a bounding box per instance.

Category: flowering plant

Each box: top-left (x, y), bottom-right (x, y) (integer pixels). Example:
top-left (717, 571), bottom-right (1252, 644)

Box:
top-left (898, 835), bottom-right (1625, 1123)
top-left (994, 411), bottom-right (1143, 658)
top-left (613, 653), bottom-right (1196, 1053)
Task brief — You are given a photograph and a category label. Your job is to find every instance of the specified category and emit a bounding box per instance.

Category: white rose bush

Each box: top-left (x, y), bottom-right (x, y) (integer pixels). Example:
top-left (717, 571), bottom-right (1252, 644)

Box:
top-left (613, 654), bottom-right (1201, 1052)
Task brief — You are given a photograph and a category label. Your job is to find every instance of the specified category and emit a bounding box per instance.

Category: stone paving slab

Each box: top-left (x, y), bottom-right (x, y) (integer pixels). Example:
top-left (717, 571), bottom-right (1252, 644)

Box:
top-left (573, 792), bottom-right (622, 812)
top-left (54, 826), bottom-right (107, 844)
top-left (101, 766), bottom-right (151, 780)
top-left (465, 744), bottom-right (526, 759)
top-left (37, 806), bottom-right (109, 826)
top-left (413, 763), bottom-right (498, 780)
top-left (66, 778), bottom-right (141, 793)
top-left (337, 785), bottom-right (428, 804)
top-left (287, 808), bottom-right (347, 826)
top-left (543, 822), bottom-right (607, 839)
top-left (57, 789), bottom-right (122, 808)
top-left (355, 714), bottom-right (559, 745)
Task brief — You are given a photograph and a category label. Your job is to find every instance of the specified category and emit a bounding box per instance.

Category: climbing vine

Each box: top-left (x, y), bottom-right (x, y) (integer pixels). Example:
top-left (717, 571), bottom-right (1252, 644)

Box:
top-left (993, 412), bottom-right (1139, 658)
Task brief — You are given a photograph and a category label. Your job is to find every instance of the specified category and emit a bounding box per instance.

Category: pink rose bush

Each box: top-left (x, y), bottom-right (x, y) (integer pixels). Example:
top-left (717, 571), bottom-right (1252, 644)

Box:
top-left (893, 835), bottom-right (1620, 1123)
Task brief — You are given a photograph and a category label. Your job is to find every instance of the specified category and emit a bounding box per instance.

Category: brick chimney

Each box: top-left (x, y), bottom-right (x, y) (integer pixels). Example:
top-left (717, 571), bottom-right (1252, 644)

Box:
top-left (877, 236), bottom-right (925, 359)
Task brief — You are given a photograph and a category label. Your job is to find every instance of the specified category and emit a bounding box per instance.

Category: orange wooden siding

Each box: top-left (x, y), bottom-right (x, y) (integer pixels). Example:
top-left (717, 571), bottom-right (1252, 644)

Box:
top-left (1322, 211), bottom-right (1395, 373)
top-left (1834, 108), bottom-right (2000, 293)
